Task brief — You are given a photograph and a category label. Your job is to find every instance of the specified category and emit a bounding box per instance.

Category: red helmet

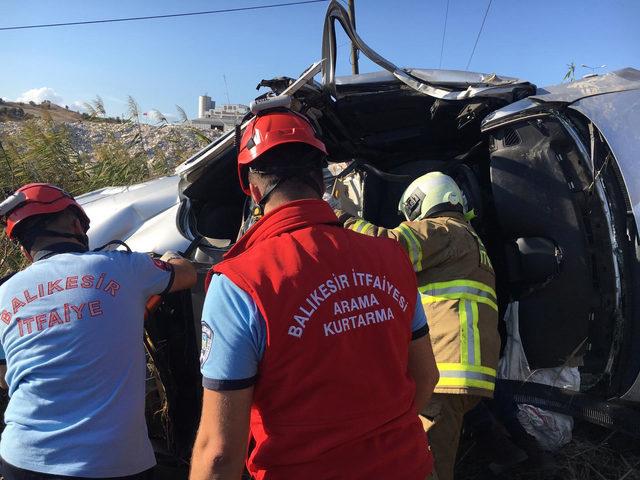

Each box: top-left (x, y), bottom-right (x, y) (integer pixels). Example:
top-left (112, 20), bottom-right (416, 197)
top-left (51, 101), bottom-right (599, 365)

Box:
top-left (237, 110), bottom-right (327, 195)
top-left (0, 183), bottom-right (90, 240)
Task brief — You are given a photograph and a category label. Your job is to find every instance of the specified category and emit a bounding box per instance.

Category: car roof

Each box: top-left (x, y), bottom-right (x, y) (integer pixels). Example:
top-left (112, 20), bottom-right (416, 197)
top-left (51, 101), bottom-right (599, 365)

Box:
top-left (482, 68), bottom-right (640, 130)
top-left (569, 88), bottom-right (640, 222)
top-left (530, 68), bottom-right (640, 104)
top-left (335, 68), bottom-right (527, 89)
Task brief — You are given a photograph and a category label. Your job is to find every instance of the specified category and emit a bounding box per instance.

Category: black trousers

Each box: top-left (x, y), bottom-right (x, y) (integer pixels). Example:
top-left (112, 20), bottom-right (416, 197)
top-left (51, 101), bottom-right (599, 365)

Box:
top-left (0, 459), bottom-right (155, 480)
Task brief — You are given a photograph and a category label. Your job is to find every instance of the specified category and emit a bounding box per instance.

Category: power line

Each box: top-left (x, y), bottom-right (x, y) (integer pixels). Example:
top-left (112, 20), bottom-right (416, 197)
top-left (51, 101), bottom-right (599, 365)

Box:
top-left (465, 0), bottom-right (492, 70)
top-left (0, 0), bottom-right (328, 32)
top-left (438, 0), bottom-right (450, 69)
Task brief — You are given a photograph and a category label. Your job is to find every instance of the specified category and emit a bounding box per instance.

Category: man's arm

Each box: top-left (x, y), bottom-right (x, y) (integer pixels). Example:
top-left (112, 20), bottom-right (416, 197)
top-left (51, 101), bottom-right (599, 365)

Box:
top-left (336, 210), bottom-right (413, 243)
top-left (160, 251), bottom-right (197, 293)
top-left (408, 334), bottom-right (439, 413)
top-left (335, 211), bottom-right (428, 272)
top-left (191, 274), bottom-right (264, 478)
top-left (190, 387), bottom-right (253, 480)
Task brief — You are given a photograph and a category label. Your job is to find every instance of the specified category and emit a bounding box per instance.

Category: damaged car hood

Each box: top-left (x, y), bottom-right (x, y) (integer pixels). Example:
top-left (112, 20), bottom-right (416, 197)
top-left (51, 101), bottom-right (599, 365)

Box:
top-left (77, 175), bottom-right (191, 253)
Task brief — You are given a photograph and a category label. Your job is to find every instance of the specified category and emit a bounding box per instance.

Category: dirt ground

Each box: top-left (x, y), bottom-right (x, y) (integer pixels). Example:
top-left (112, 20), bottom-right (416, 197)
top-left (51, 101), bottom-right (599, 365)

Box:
top-left (153, 420), bottom-right (640, 480)
top-left (456, 420), bottom-right (640, 480)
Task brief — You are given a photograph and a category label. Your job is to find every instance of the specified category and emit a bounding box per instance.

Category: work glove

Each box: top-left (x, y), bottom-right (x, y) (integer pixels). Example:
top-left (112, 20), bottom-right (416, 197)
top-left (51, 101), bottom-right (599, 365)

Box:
top-left (324, 181), bottom-right (359, 223)
top-left (322, 191), bottom-right (342, 211)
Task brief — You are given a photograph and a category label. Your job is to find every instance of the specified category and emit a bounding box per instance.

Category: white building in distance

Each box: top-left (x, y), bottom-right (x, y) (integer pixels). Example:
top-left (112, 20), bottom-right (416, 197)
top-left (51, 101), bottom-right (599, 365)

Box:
top-left (192, 95), bottom-right (249, 132)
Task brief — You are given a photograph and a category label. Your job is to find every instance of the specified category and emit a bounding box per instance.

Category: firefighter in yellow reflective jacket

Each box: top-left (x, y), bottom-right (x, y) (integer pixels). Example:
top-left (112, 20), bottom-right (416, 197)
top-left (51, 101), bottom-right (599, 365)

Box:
top-left (333, 171), bottom-right (500, 480)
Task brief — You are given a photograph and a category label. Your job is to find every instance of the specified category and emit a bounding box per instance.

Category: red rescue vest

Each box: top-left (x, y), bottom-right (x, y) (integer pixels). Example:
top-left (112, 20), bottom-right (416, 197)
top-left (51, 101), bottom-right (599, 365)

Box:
top-left (212, 199), bottom-right (431, 480)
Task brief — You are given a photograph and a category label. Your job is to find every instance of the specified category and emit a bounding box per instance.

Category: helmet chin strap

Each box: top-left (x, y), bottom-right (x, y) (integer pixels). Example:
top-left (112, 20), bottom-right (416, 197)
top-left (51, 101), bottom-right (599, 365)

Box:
top-left (252, 173), bottom-right (324, 218)
top-left (250, 151), bottom-right (326, 217)
top-left (421, 202), bottom-right (464, 220)
top-left (251, 176), bottom-right (289, 218)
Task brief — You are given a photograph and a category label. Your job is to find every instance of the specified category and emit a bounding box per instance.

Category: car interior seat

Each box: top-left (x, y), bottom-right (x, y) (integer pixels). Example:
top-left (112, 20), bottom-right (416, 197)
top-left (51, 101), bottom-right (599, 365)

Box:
top-left (361, 160), bottom-right (448, 228)
top-left (196, 202), bottom-right (243, 241)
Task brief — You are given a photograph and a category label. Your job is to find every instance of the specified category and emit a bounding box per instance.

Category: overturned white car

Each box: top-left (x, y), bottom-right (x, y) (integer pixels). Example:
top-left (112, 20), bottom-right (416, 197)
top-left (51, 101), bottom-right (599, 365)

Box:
top-left (78, 0), bottom-right (640, 469)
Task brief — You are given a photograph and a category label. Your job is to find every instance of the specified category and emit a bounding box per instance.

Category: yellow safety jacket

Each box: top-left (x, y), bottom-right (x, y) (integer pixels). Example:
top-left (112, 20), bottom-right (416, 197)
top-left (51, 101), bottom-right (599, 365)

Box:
top-left (341, 211), bottom-right (500, 397)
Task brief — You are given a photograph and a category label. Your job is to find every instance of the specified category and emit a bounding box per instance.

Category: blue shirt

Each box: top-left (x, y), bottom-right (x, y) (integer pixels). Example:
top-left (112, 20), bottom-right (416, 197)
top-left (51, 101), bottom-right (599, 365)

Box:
top-left (200, 274), bottom-right (428, 390)
top-left (0, 250), bottom-right (173, 476)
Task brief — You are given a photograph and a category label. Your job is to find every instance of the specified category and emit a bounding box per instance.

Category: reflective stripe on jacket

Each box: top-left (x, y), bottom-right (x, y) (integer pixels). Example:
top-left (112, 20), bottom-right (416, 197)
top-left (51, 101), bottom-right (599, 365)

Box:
top-left (343, 211), bottom-right (500, 397)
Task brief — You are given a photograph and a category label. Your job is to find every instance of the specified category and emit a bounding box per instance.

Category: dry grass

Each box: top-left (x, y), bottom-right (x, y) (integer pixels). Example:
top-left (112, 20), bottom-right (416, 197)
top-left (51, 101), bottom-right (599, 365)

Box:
top-left (0, 113), bottom-right (208, 279)
top-left (456, 421), bottom-right (640, 480)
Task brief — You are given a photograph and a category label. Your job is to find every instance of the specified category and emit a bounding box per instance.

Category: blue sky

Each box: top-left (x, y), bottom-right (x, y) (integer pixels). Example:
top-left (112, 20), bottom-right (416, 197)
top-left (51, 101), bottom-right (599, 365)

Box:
top-left (1, 0), bottom-right (638, 121)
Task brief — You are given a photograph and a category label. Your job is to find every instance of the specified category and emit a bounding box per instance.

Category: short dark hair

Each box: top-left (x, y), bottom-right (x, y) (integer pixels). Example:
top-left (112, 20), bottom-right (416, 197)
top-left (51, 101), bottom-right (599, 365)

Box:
top-left (247, 143), bottom-right (326, 197)
top-left (14, 209), bottom-right (75, 252)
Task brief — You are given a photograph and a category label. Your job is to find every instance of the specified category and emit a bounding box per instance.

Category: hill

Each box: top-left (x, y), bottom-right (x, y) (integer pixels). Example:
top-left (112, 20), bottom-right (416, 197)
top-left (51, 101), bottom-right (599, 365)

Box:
top-left (0, 99), bottom-right (84, 123)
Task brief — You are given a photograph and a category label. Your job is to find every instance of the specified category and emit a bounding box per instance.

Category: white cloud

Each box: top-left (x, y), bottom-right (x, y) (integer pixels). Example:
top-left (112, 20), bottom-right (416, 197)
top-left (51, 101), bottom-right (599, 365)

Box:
top-left (103, 95), bottom-right (127, 105)
top-left (16, 87), bottom-right (64, 106)
top-left (73, 100), bottom-right (88, 112)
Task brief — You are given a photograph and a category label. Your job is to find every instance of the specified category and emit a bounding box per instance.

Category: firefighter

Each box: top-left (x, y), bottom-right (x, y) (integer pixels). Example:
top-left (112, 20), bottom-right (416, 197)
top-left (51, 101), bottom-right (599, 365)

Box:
top-left (333, 171), bottom-right (500, 480)
top-left (189, 109), bottom-right (439, 480)
top-left (0, 183), bottom-right (197, 479)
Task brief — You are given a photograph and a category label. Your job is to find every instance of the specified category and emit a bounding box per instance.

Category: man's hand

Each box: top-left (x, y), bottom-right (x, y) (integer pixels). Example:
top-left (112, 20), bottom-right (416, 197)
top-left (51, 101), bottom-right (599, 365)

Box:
top-left (160, 251), bottom-right (197, 293)
top-left (408, 334), bottom-right (439, 413)
top-left (190, 387), bottom-right (253, 480)
top-left (324, 180), bottom-right (359, 217)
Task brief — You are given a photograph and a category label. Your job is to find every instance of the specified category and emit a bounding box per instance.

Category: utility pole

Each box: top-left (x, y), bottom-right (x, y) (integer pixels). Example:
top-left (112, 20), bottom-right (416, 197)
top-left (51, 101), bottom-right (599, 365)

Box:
top-left (348, 0), bottom-right (359, 75)
top-left (223, 74), bottom-right (231, 105)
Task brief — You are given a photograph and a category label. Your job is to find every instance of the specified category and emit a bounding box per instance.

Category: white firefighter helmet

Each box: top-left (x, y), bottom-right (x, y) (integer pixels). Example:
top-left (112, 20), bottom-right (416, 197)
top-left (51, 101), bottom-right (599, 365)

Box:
top-left (398, 171), bottom-right (465, 221)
